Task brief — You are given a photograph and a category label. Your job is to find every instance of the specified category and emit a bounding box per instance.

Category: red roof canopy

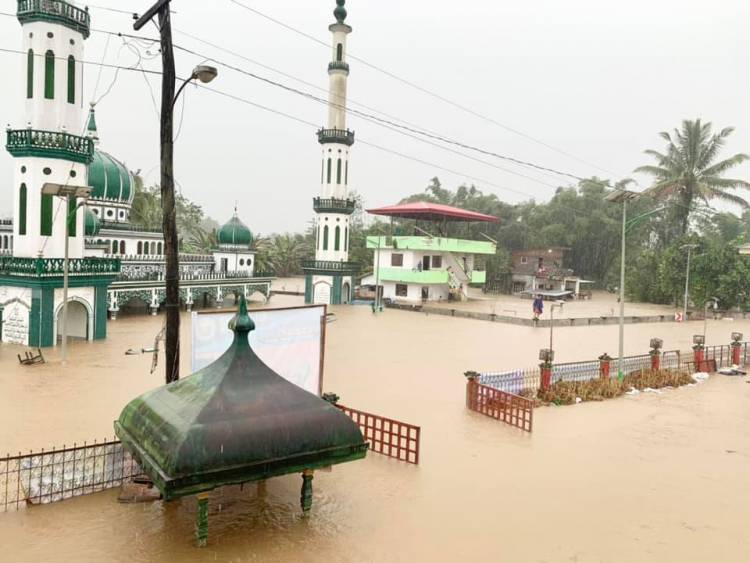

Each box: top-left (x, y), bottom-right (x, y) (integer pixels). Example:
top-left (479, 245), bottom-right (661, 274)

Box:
top-left (366, 201), bottom-right (499, 223)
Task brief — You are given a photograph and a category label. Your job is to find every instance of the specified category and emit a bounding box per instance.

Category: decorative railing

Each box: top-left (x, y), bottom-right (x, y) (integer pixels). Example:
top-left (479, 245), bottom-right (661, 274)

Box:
top-left (6, 129), bottom-right (94, 164)
top-left (0, 256), bottom-right (120, 277)
top-left (113, 271), bottom-right (275, 283)
top-left (313, 197), bottom-right (356, 214)
top-left (108, 253), bottom-right (215, 263)
top-left (17, 0), bottom-right (90, 38)
top-left (302, 259), bottom-right (359, 272)
top-left (328, 61), bottom-right (350, 73)
top-left (317, 128), bottom-right (355, 146)
top-left (0, 219), bottom-right (12, 226)
top-left (98, 222), bottom-right (162, 234)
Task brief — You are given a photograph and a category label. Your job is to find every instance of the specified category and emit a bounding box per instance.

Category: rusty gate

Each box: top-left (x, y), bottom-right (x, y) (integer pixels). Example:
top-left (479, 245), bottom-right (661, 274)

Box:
top-left (466, 378), bottom-right (534, 432)
top-left (337, 405), bottom-right (421, 465)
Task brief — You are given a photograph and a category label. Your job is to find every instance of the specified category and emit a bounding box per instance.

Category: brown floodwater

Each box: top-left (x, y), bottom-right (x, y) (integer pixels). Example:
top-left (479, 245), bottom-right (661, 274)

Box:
top-left (1, 297), bottom-right (749, 562)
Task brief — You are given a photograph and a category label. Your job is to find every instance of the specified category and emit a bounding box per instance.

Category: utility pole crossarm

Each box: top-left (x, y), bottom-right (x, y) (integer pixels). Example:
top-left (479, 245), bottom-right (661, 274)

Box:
top-left (133, 0), bottom-right (171, 30)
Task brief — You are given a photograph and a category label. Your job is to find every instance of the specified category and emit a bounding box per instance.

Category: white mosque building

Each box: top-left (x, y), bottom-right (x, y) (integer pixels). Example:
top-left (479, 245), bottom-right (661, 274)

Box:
top-left (0, 1), bottom-right (271, 347)
top-left (302, 0), bottom-right (359, 305)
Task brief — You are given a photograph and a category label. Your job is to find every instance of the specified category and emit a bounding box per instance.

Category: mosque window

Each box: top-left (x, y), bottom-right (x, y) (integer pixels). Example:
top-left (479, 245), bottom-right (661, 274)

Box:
top-left (120, 241), bottom-right (125, 255)
top-left (70, 170), bottom-right (76, 178)
top-left (336, 159), bottom-right (342, 184)
top-left (67, 197), bottom-right (76, 237)
top-left (321, 160), bottom-right (324, 183)
top-left (137, 241), bottom-right (142, 255)
top-left (345, 161), bottom-right (348, 185)
top-left (344, 227), bottom-right (348, 251)
top-left (43, 167), bottom-right (51, 175)
top-left (334, 226), bottom-right (340, 251)
top-left (44, 50), bottom-right (55, 100)
top-left (157, 242), bottom-right (163, 255)
top-left (326, 158), bottom-right (332, 184)
top-left (112, 240), bottom-right (118, 254)
top-left (27, 50), bottom-right (34, 99)
top-left (336, 43), bottom-right (343, 62)
top-left (18, 184), bottom-right (27, 235)
top-left (239, 259), bottom-right (245, 266)
top-left (40, 194), bottom-right (53, 236)
top-left (67, 56), bottom-right (75, 104)
top-left (323, 225), bottom-right (329, 250)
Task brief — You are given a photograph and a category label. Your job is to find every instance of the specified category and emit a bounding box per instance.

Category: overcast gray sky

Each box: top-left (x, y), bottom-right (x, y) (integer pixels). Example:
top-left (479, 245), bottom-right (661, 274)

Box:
top-left (1, 0), bottom-right (749, 234)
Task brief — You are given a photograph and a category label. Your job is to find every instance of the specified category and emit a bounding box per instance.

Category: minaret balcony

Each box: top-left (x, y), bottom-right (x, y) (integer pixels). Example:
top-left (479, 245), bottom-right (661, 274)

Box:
top-left (302, 259), bottom-right (360, 274)
top-left (17, 0), bottom-right (90, 38)
top-left (6, 128), bottom-right (95, 164)
top-left (0, 256), bottom-right (120, 278)
top-left (328, 61), bottom-right (350, 73)
top-left (313, 197), bottom-right (356, 214)
top-left (317, 128), bottom-right (355, 146)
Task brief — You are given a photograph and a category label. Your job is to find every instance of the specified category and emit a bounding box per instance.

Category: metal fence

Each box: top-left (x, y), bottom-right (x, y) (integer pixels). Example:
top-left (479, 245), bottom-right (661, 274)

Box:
top-left (337, 405), bottom-right (421, 465)
top-left (477, 367), bottom-right (540, 395)
top-left (1, 440), bottom-right (142, 511)
top-left (466, 380), bottom-right (534, 432)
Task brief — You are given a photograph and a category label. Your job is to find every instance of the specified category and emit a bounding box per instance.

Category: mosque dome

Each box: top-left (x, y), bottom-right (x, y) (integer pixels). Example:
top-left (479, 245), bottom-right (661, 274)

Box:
top-left (85, 105), bottom-right (135, 205)
top-left (84, 207), bottom-right (100, 237)
top-left (217, 214), bottom-right (253, 247)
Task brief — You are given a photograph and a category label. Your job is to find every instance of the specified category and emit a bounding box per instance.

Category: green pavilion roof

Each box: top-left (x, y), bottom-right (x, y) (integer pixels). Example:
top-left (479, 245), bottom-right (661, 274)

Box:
top-left (115, 297), bottom-right (367, 500)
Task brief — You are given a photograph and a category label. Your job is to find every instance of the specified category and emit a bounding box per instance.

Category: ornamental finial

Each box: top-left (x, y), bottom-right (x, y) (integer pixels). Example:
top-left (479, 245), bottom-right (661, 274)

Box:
top-left (334, 0), bottom-right (347, 24)
top-left (229, 294), bottom-right (256, 335)
top-left (86, 102), bottom-right (99, 143)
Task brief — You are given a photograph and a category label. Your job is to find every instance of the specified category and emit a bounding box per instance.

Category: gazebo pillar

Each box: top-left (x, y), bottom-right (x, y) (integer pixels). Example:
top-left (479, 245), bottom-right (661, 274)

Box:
top-left (196, 492), bottom-right (210, 547)
top-left (301, 469), bottom-right (314, 512)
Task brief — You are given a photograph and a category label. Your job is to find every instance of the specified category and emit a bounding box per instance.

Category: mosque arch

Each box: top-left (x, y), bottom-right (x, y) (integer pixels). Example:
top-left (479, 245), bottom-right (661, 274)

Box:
top-left (26, 49), bottom-right (34, 98)
top-left (323, 225), bottom-right (329, 250)
top-left (334, 226), bottom-right (340, 251)
top-left (67, 55), bottom-right (75, 104)
top-left (44, 50), bottom-right (55, 99)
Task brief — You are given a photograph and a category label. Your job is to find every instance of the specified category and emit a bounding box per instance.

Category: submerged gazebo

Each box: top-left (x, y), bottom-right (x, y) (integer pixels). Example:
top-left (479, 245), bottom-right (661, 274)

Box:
top-left (115, 296), bottom-right (367, 546)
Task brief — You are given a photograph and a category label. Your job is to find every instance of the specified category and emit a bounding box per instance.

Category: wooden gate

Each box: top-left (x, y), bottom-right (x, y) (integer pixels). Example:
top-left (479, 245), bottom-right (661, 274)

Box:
top-left (337, 405), bottom-right (420, 465)
top-left (466, 378), bottom-right (534, 432)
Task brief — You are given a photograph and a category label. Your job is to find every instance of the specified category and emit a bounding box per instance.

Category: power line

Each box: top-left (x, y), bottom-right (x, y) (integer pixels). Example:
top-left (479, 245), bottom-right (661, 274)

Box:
top-left (227, 0), bottom-right (620, 178)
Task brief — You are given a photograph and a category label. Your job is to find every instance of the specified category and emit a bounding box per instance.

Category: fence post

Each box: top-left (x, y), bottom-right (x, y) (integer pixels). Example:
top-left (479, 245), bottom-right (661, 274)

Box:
top-left (692, 337), bottom-right (705, 372)
top-left (464, 371), bottom-right (479, 410)
top-left (538, 349), bottom-right (554, 391)
top-left (598, 353), bottom-right (612, 380)
top-left (731, 332), bottom-right (743, 366)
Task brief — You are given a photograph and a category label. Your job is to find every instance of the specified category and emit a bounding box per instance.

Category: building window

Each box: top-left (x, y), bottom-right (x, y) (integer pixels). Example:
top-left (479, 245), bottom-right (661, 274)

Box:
top-left (321, 160), bottom-right (324, 183)
top-left (336, 43), bottom-right (343, 62)
top-left (391, 253), bottom-right (404, 267)
top-left (432, 255), bottom-right (442, 268)
top-left (326, 158), bottom-right (332, 184)
top-left (67, 197), bottom-right (76, 237)
top-left (40, 194), bottom-right (53, 236)
top-left (323, 225), bottom-right (329, 250)
top-left (345, 161), bottom-right (348, 184)
top-left (334, 226), bottom-right (340, 251)
top-left (44, 50), bottom-right (55, 100)
top-left (120, 241), bottom-right (125, 255)
top-left (395, 284), bottom-right (408, 297)
top-left (112, 240), bottom-right (118, 254)
top-left (520, 256), bottom-right (528, 264)
top-left (344, 227), bottom-right (348, 251)
top-left (239, 258), bottom-right (245, 267)
top-left (336, 159), bottom-right (342, 184)
top-left (157, 242), bottom-right (162, 255)
top-left (137, 241), bottom-right (142, 255)
top-left (67, 56), bottom-right (75, 104)
top-left (18, 184), bottom-right (27, 235)
top-left (27, 49), bottom-right (34, 99)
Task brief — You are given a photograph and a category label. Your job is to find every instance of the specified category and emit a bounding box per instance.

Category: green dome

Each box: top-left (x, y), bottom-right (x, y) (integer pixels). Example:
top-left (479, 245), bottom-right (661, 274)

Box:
top-left (88, 150), bottom-right (134, 204)
top-left (84, 208), bottom-right (100, 237)
top-left (218, 215), bottom-right (253, 247)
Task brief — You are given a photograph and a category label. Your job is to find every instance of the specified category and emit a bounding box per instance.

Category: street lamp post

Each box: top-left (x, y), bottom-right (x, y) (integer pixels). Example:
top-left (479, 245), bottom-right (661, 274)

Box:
top-left (605, 188), bottom-right (640, 379)
top-left (42, 183), bottom-right (92, 364)
top-left (135, 2), bottom-right (218, 383)
top-left (681, 244), bottom-right (699, 320)
top-left (703, 297), bottom-right (719, 343)
top-left (548, 300), bottom-right (564, 353)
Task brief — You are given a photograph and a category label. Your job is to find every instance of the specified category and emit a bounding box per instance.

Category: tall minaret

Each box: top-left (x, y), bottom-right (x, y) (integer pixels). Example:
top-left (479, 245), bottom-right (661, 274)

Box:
top-left (7, 1), bottom-right (92, 259)
top-left (304, 0), bottom-right (358, 305)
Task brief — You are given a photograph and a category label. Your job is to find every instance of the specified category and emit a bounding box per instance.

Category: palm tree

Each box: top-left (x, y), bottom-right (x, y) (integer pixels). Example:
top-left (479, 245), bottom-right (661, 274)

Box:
top-left (635, 119), bottom-right (750, 236)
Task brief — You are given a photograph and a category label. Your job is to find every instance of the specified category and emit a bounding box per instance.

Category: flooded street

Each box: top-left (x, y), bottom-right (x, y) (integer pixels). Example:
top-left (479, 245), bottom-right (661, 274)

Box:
top-left (1, 299), bottom-right (750, 562)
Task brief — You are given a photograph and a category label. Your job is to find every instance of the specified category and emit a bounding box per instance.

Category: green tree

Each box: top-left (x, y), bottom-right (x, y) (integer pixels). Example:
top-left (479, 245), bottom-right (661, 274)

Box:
top-left (635, 119), bottom-right (750, 238)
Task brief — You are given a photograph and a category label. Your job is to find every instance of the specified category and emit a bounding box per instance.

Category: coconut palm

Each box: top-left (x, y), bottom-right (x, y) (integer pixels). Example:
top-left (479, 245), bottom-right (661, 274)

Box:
top-left (635, 119), bottom-right (750, 236)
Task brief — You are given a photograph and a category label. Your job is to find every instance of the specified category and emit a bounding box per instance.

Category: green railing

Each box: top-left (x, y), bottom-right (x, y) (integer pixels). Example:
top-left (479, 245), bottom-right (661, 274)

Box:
top-left (17, 0), bottom-right (90, 38)
top-left (366, 236), bottom-right (496, 255)
top-left (328, 61), bottom-right (350, 73)
top-left (317, 128), bottom-right (355, 146)
top-left (376, 267), bottom-right (487, 285)
top-left (313, 197), bottom-right (356, 214)
top-left (0, 256), bottom-right (120, 277)
top-left (6, 129), bottom-right (95, 164)
top-left (302, 260), bottom-right (359, 272)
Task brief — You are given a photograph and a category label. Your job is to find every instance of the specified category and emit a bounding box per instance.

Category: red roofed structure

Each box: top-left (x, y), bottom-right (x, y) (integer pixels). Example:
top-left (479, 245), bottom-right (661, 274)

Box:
top-left (367, 201), bottom-right (499, 223)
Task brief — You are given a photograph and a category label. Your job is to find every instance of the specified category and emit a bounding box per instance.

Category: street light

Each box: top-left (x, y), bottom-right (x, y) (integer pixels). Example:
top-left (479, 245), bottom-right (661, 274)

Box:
top-left (548, 300), bottom-right (565, 353)
top-left (605, 188), bottom-right (640, 379)
top-left (42, 183), bottom-right (92, 364)
top-left (174, 65), bottom-right (218, 106)
top-left (681, 243), bottom-right (699, 320)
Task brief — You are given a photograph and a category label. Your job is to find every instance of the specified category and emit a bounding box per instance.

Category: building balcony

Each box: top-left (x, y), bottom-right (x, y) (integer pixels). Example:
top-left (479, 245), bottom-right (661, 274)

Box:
top-left (328, 61), bottom-right (350, 73)
top-left (17, 0), bottom-right (90, 39)
top-left (0, 256), bottom-right (120, 278)
top-left (302, 259), bottom-right (359, 273)
top-left (317, 128), bottom-right (355, 146)
top-left (6, 129), bottom-right (95, 164)
top-left (366, 236), bottom-right (496, 255)
top-left (375, 267), bottom-right (487, 285)
top-left (313, 197), bottom-right (356, 214)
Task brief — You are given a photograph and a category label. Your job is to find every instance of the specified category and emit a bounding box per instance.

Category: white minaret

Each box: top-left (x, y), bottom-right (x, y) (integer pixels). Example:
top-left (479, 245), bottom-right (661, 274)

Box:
top-left (7, 1), bottom-right (91, 259)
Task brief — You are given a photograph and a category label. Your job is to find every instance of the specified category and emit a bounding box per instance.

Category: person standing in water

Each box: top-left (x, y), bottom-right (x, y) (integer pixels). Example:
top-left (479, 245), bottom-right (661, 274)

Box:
top-left (533, 295), bottom-right (544, 321)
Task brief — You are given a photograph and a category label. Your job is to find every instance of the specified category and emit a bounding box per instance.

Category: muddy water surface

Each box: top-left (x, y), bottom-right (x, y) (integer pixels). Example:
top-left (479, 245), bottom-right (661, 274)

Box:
top-left (1, 299), bottom-right (749, 562)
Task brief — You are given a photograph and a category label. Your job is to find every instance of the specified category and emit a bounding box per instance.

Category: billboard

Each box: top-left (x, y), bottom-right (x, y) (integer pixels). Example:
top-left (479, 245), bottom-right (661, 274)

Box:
top-left (191, 304), bottom-right (326, 395)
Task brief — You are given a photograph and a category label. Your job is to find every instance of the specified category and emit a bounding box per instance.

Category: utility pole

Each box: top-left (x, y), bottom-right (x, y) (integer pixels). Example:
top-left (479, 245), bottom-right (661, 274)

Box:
top-left (681, 243), bottom-right (699, 320)
top-left (135, 0), bottom-right (180, 383)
